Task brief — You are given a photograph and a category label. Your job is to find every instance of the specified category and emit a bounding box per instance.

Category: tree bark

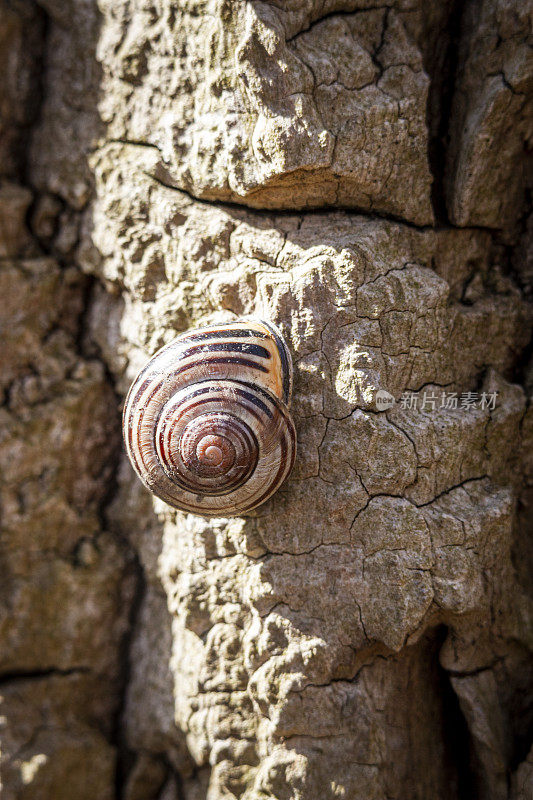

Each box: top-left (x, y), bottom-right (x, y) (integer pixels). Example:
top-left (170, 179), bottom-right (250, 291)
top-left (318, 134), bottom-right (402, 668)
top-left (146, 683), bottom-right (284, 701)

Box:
top-left (1, 1), bottom-right (532, 799)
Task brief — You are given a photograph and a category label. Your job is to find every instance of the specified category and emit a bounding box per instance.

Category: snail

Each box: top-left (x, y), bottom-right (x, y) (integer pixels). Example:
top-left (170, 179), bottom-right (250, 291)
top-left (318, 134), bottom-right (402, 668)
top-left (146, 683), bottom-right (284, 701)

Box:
top-left (122, 319), bottom-right (296, 516)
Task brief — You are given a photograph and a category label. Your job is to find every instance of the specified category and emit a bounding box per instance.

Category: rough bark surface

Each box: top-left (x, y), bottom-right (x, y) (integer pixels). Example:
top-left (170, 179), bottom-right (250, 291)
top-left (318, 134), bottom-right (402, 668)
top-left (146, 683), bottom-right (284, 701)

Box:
top-left (0, 1), bottom-right (532, 799)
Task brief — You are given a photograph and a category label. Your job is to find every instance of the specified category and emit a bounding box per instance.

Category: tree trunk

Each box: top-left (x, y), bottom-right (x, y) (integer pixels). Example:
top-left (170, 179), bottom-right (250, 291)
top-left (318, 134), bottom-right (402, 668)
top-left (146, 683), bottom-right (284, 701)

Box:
top-left (1, 1), bottom-right (532, 799)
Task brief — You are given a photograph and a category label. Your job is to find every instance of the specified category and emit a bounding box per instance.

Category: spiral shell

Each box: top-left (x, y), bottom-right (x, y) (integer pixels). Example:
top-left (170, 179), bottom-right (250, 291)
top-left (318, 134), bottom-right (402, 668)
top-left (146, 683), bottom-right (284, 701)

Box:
top-left (122, 319), bottom-right (296, 516)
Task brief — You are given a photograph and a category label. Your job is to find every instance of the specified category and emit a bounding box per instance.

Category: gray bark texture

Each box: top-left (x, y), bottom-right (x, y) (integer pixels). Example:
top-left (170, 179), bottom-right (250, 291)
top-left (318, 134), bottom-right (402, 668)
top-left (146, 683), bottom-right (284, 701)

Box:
top-left (0, 0), bottom-right (532, 798)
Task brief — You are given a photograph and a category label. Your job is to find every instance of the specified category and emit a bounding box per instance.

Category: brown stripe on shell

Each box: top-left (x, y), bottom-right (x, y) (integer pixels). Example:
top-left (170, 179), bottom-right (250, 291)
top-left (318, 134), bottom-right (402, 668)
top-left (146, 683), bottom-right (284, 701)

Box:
top-left (179, 341), bottom-right (271, 360)
top-left (180, 355), bottom-right (269, 374)
top-left (178, 326), bottom-right (270, 344)
top-left (239, 418), bottom-right (295, 513)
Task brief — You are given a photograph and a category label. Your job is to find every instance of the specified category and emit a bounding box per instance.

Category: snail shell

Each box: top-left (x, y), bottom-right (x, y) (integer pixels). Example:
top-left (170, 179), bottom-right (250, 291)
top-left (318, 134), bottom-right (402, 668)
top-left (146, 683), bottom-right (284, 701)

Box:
top-left (123, 319), bottom-right (296, 516)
